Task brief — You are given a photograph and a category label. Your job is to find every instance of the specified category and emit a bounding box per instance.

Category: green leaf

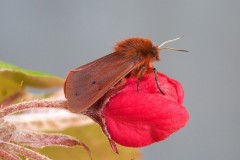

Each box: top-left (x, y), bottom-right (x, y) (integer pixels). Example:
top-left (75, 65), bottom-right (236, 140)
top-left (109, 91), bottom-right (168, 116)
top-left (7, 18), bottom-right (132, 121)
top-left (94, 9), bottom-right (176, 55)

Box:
top-left (0, 74), bottom-right (23, 103)
top-left (41, 124), bottom-right (141, 160)
top-left (0, 61), bottom-right (64, 88)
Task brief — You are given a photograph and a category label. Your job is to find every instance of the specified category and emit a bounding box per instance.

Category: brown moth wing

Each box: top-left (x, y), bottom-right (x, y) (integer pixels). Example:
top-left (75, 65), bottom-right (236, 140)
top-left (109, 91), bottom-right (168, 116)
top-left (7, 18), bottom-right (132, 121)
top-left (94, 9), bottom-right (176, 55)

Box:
top-left (64, 52), bottom-right (141, 113)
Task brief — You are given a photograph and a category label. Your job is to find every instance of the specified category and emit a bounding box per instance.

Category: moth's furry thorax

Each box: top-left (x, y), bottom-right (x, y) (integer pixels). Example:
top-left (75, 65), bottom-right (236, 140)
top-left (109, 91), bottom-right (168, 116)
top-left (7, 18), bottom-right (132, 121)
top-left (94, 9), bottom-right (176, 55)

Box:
top-left (114, 37), bottom-right (160, 61)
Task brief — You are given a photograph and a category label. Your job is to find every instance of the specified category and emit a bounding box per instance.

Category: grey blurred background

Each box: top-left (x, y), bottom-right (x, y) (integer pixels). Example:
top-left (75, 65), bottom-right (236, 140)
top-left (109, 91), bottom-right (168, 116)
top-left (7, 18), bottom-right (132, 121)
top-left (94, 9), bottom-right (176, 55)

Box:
top-left (1, 0), bottom-right (240, 160)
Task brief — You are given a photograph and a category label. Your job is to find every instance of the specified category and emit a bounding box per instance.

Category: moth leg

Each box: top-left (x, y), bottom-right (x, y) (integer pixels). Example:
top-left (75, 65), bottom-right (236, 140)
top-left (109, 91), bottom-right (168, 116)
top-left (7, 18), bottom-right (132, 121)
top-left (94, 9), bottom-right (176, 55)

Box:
top-left (137, 65), bottom-right (146, 92)
top-left (153, 68), bottom-right (165, 95)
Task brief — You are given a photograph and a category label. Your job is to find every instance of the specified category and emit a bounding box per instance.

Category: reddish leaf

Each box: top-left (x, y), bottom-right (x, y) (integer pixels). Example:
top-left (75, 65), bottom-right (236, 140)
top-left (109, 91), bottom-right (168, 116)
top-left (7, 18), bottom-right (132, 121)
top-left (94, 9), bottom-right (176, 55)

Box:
top-left (0, 119), bottom-right (16, 142)
top-left (0, 141), bottom-right (50, 160)
top-left (11, 130), bottom-right (91, 158)
top-left (0, 149), bottom-right (20, 160)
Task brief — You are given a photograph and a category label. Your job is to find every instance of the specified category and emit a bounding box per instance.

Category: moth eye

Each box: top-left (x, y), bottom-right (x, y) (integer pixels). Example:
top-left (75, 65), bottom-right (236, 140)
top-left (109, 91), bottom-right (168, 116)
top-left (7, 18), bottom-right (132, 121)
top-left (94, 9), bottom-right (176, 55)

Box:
top-left (92, 81), bottom-right (96, 84)
top-left (75, 91), bottom-right (80, 96)
top-left (151, 50), bottom-right (157, 56)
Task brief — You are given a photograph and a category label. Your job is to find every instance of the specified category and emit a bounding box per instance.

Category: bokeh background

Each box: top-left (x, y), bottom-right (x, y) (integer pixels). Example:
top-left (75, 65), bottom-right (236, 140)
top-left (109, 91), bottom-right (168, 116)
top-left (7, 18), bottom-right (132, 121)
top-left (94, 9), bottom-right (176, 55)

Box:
top-left (1, 1), bottom-right (240, 160)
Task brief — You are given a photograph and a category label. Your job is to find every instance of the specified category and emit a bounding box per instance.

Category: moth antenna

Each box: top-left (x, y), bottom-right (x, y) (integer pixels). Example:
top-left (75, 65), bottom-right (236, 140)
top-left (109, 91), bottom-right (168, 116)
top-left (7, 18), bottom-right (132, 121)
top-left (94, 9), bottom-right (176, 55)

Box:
top-left (160, 47), bottom-right (188, 52)
top-left (158, 35), bottom-right (188, 52)
top-left (158, 35), bottom-right (184, 48)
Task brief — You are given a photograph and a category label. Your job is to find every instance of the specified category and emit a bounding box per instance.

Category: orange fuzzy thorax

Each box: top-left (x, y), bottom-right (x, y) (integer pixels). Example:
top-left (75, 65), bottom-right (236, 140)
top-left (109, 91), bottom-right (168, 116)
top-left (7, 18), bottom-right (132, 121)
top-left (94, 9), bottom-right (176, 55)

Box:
top-left (114, 37), bottom-right (160, 77)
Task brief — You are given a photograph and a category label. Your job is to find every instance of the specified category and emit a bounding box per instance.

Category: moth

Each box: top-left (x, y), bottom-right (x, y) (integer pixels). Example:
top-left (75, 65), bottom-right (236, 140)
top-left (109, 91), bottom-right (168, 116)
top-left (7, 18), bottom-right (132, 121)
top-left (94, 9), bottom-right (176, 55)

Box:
top-left (64, 36), bottom-right (187, 113)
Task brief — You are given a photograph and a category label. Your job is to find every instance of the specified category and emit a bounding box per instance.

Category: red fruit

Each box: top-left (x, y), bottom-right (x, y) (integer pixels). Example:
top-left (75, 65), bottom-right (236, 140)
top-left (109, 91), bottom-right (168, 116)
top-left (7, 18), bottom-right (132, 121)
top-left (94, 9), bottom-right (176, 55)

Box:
top-left (102, 72), bottom-right (189, 147)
